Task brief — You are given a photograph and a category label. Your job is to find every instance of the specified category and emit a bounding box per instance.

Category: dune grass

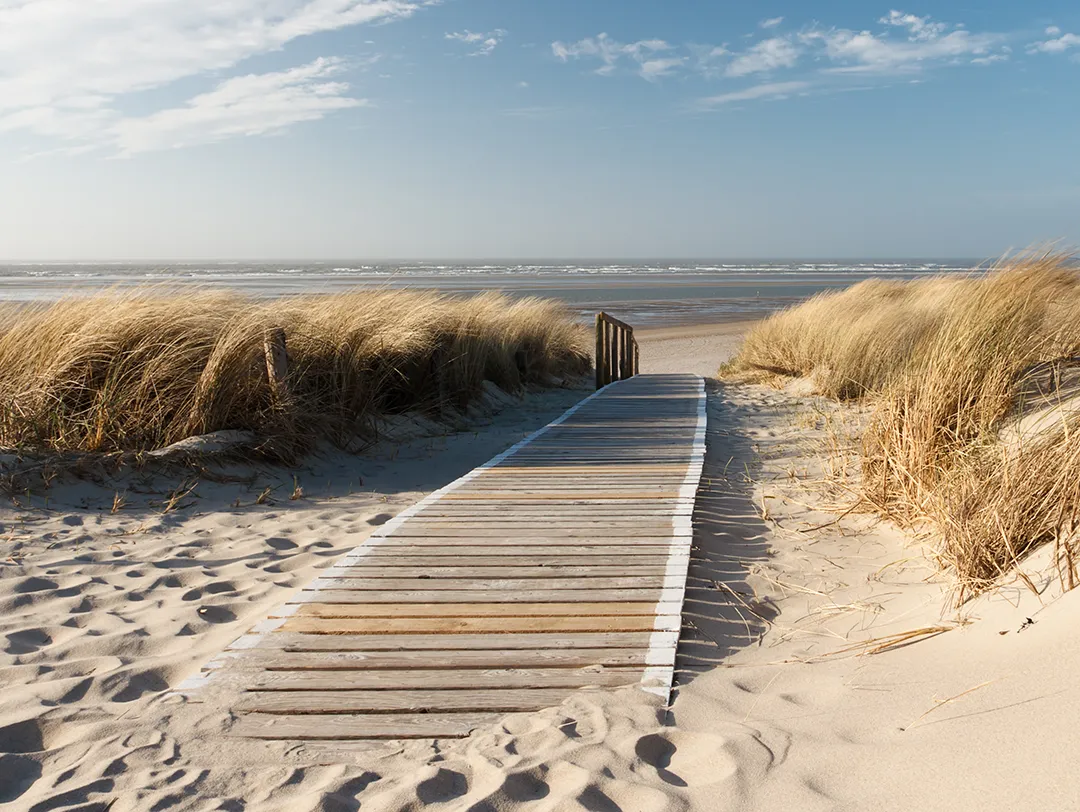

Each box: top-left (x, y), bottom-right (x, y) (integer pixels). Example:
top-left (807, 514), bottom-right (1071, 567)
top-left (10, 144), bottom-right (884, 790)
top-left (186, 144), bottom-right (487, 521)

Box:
top-left (727, 252), bottom-right (1080, 600)
top-left (0, 289), bottom-right (590, 461)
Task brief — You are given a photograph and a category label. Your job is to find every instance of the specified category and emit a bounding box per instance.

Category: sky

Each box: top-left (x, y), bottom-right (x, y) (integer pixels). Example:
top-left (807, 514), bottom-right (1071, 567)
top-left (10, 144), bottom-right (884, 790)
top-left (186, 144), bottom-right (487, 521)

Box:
top-left (0, 0), bottom-right (1078, 261)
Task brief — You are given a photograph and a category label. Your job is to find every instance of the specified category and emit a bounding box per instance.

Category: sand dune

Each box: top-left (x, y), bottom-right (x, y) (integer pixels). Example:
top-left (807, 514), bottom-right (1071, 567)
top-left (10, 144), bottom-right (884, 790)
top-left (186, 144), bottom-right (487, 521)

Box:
top-left (3, 324), bottom-right (1077, 811)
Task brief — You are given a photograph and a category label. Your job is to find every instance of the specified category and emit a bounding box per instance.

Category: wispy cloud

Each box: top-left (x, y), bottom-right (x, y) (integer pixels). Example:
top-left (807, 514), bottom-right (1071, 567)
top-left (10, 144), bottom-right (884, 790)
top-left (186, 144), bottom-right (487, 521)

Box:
top-left (0, 0), bottom-right (424, 151)
top-left (553, 10), bottom-right (1011, 89)
top-left (1027, 26), bottom-right (1080, 55)
top-left (805, 12), bottom-right (1006, 74)
top-left (552, 34), bottom-right (682, 81)
top-left (111, 58), bottom-right (363, 155)
top-left (446, 29), bottom-right (506, 56)
top-left (695, 80), bottom-right (810, 109)
top-left (725, 37), bottom-right (800, 77)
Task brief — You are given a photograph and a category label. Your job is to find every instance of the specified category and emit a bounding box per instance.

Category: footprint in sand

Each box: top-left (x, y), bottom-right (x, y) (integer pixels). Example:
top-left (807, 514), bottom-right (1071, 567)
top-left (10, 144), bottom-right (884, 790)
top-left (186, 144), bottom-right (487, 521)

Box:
top-left (0, 754), bottom-right (41, 803)
top-left (4, 629), bottom-right (52, 655)
top-left (415, 768), bottom-right (469, 803)
top-left (634, 730), bottom-right (766, 788)
top-left (197, 605), bottom-right (236, 624)
top-left (14, 577), bottom-right (58, 594)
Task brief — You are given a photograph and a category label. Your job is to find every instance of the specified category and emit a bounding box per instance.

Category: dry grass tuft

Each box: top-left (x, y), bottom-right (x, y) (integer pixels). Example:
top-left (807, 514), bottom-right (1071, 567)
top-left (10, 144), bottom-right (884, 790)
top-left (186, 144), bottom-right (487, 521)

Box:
top-left (727, 251), bottom-right (1080, 600)
top-left (0, 288), bottom-right (590, 461)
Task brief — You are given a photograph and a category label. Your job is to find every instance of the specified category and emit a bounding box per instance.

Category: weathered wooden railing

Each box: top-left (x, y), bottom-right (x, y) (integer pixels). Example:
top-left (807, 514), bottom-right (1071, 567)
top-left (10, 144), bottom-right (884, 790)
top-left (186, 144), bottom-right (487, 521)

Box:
top-left (595, 312), bottom-right (640, 389)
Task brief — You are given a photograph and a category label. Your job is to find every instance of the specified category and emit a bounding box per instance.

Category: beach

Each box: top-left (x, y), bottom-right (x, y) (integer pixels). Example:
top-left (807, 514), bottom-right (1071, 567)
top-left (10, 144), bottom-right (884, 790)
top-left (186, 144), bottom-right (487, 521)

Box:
top-left (2, 305), bottom-right (1078, 810)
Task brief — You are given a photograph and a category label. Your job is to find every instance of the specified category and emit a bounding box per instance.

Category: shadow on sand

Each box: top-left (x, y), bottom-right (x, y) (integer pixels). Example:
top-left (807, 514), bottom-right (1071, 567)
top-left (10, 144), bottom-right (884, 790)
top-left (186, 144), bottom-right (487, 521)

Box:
top-left (671, 379), bottom-right (804, 695)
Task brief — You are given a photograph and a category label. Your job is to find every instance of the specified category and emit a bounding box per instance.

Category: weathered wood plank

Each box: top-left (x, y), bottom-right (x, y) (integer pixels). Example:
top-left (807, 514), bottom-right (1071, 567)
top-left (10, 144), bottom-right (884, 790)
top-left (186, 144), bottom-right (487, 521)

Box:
top-left (286, 589), bottom-right (669, 604)
top-left (248, 667), bottom-right (646, 691)
top-left (237, 688), bottom-right (580, 714)
top-left (229, 648), bottom-right (662, 670)
top-left (293, 602), bottom-right (662, 618)
top-left (232, 631), bottom-right (674, 652)
top-left (345, 546), bottom-right (688, 558)
top-left (327, 566), bottom-right (669, 578)
top-left (232, 712), bottom-right (494, 740)
top-left (305, 577), bottom-right (665, 591)
top-left (279, 614), bottom-right (676, 635)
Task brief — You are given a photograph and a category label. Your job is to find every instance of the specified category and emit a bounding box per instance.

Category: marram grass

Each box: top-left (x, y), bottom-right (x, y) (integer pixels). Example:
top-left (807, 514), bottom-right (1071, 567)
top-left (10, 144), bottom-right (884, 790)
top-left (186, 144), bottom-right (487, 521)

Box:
top-left (0, 289), bottom-right (590, 461)
top-left (727, 252), bottom-right (1080, 600)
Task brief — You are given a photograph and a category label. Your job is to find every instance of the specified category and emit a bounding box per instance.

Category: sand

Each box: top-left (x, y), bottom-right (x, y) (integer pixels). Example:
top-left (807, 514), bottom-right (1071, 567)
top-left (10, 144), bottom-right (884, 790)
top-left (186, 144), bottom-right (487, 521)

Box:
top-left (3, 321), bottom-right (1078, 811)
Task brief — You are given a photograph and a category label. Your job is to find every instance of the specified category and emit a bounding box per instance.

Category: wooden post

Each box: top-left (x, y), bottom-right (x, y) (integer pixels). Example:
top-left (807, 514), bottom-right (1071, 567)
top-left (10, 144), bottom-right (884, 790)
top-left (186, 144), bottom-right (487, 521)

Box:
top-left (595, 313), bottom-right (605, 389)
top-left (621, 330), bottom-right (629, 380)
top-left (617, 326), bottom-right (626, 380)
top-left (607, 321), bottom-right (616, 383)
top-left (263, 327), bottom-right (289, 403)
top-left (633, 341), bottom-right (640, 376)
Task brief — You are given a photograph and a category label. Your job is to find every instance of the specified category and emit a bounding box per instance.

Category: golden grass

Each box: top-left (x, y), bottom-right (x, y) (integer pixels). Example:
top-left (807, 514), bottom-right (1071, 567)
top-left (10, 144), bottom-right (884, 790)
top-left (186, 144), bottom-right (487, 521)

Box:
top-left (727, 252), bottom-right (1080, 600)
top-left (0, 288), bottom-right (590, 461)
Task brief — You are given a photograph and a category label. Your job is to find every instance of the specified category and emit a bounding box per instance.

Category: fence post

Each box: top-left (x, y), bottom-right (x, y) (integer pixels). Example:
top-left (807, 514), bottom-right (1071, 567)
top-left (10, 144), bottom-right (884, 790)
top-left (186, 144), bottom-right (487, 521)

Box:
top-left (263, 327), bottom-right (289, 404)
top-left (595, 313), bottom-right (605, 389)
top-left (607, 321), bottom-right (616, 383)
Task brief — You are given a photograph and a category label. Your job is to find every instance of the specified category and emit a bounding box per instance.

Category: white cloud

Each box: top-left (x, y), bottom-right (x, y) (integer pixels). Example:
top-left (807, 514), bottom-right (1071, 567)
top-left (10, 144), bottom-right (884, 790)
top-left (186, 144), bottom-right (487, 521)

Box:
top-left (552, 34), bottom-right (680, 80)
top-left (879, 10), bottom-right (947, 42)
top-left (0, 0), bottom-right (422, 149)
top-left (638, 57), bottom-right (686, 81)
top-left (804, 12), bottom-right (1005, 74)
top-left (1028, 30), bottom-right (1080, 54)
top-left (111, 58), bottom-right (364, 154)
top-left (552, 12), bottom-right (1013, 100)
top-left (446, 29), bottom-right (506, 56)
top-left (725, 37), bottom-right (800, 76)
top-left (696, 80), bottom-right (811, 108)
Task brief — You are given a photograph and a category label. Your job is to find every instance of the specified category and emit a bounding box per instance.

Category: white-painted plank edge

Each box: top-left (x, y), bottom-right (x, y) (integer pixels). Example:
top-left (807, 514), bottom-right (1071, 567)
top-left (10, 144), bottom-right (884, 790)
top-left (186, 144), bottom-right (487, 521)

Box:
top-left (640, 376), bottom-right (705, 701)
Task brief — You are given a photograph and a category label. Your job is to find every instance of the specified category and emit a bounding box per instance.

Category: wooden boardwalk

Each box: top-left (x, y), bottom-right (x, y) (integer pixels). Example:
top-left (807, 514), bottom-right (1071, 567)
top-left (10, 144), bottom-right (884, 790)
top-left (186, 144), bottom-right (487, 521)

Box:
top-left (179, 373), bottom-right (706, 742)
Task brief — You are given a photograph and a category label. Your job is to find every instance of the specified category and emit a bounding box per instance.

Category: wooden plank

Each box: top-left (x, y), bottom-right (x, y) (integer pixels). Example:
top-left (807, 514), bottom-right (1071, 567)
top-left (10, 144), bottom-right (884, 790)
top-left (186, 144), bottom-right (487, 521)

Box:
top-left (236, 631), bottom-right (669, 652)
top-left (232, 712), bottom-right (494, 740)
top-left (233, 648), bottom-right (661, 670)
top-left (249, 667), bottom-right (646, 691)
top-left (237, 688), bottom-right (580, 714)
top-left (380, 526), bottom-right (677, 536)
top-left (440, 493), bottom-right (680, 501)
top-left (287, 589), bottom-right (668, 604)
top-left (292, 602), bottom-right (662, 618)
top-left (327, 554), bottom-right (677, 567)
top-left (306, 577), bottom-right (665, 591)
top-left (482, 465), bottom-right (689, 473)
top-left (360, 538), bottom-right (683, 547)
top-left (327, 566), bottom-right (669, 578)
top-left (341, 548), bottom-right (686, 561)
top-left (279, 614), bottom-right (672, 635)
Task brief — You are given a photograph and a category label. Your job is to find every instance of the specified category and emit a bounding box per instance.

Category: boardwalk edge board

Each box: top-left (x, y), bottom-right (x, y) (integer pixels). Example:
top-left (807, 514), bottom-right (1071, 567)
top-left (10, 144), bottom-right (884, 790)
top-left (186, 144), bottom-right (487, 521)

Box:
top-left (640, 376), bottom-right (706, 699)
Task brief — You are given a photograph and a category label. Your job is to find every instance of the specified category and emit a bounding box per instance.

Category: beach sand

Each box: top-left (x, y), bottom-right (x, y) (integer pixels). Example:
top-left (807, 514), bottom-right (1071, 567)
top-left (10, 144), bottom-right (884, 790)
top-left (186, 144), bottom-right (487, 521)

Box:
top-left (2, 320), bottom-right (1077, 811)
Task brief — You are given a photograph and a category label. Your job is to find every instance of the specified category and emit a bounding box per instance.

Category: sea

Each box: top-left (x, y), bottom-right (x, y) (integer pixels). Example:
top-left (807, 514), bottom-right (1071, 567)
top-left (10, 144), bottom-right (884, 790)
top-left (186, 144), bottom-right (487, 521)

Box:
top-left (0, 260), bottom-right (986, 328)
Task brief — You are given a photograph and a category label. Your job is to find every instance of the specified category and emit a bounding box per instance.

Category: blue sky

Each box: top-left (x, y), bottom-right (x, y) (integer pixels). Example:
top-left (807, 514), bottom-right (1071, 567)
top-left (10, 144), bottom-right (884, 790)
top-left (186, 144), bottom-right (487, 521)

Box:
top-left (0, 1), bottom-right (1078, 260)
